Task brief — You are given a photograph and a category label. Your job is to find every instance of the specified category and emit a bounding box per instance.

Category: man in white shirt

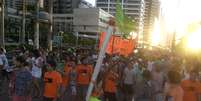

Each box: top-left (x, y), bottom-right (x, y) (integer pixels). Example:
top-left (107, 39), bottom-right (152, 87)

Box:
top-left (122, 62), bottom-right (135, 101)
top-left (0, 48), bottom-right (9, 76)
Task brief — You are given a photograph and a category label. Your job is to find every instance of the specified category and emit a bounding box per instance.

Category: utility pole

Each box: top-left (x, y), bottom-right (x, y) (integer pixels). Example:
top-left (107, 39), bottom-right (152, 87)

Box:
top-left (0, 0), bottom-right (5, 47)
top-left (47, 0), bottom-right (53, 51)
top-left (34, 0), bottom-right (40, 49)
top-left (21, 0), bottom-right (26, 44)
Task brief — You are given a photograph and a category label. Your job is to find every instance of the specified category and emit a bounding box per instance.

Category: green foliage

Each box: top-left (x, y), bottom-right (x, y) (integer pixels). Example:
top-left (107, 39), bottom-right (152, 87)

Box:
top-left (63, 33), bottom-right (76, 45)
top-left (115, 0), bottom-right (135, 38)
top-left (78, 38), bottom-right (96, 46)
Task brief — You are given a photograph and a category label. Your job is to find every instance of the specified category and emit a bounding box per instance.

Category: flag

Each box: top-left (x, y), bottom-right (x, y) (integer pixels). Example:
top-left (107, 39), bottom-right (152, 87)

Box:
top-left (115, 0), bottom-right (135, 38)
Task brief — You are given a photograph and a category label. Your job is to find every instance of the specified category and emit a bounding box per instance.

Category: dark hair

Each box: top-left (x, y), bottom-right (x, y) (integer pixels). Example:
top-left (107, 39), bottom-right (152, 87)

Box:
top-left (15, 56), bottom-right (27, 66)
top-left (33, 49), bottom-right (41, 58)
top-left (47, 59), bottom-right (57, 70)
top-left (0, 47), bottom-right (4, 53)
top-left (168, 71), bottom-right (181, 84)
top-left (143, 70), bottom-right (152, 80)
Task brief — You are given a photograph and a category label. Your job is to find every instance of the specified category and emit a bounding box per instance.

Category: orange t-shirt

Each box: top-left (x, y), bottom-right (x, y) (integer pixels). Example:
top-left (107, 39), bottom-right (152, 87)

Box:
top-left (181, 80), bottom-right (200, 101)
top-left (197, 82), bottom-right (201, 94)
top-left (62, 64), bottom-right (72, 87)
top-left (43, 71), bottom-right (62, 98)
top-left (104, 71), bottom-right (118, 93)
top-left (76, 64), bottom-right (93, 85)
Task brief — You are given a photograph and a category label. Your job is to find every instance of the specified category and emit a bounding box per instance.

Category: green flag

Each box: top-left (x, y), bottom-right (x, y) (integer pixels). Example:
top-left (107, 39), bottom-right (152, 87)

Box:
top-left (115, 0), bottom-right (124, 32)
top-left (115, 0), bottom-right (135, 38)
top-left (89, 96), bottom-right (101, 101)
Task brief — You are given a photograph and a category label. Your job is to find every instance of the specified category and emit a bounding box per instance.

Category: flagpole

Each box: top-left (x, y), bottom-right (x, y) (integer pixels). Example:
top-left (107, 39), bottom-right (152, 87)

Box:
top-left (86, 18), bottom-right (114, 101)
top-left (121, 0), bottom-right (124, 9)
top-left (108, 0), bottom-right (110, 13)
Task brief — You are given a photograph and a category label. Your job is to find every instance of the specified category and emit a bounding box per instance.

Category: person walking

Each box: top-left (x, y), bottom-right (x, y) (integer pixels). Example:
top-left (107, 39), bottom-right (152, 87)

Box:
top-left (164, 71), bottom-right (183, 101)
top-left (11, 56), bottom-right (33, 101)
top-left (122, 62), bottom-right (135, 101)
top-left (181, 70), bottom-right (200, 101)
top-left (76, 58), bottom-right (93, 101)
top-left (43, 60), bottom-right (62, 101)
top-left (103, 65), bottom-right (119, 101)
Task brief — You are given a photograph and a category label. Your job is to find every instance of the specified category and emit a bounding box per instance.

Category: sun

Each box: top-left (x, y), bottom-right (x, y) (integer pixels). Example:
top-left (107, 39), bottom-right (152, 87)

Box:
top-left (187, 28), bottom-right (201, 49)
top-left (151, 18), bottom-right (161, 46)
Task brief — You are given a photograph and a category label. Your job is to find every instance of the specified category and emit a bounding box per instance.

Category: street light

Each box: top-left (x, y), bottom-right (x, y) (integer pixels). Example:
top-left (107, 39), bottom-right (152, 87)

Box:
top-left (34, 0), bottom-right (40, 49)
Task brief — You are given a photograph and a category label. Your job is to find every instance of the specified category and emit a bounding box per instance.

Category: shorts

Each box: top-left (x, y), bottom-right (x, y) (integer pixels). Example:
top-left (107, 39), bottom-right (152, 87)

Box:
top-left (123, 84), bottom-right (134, 94)
top-left (1, 69), bottom-right (11, 80)
top-left (104, 92), bottom-right (117, 101)
top-left (43, 97), bottom-right (54, 101)
top-left (12, 95), bottom-right (32, 101)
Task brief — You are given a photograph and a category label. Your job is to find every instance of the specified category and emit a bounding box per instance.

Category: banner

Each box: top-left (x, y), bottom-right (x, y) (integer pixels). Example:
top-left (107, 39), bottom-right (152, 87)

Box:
top-left (99, 32), bottom-right (136, 56)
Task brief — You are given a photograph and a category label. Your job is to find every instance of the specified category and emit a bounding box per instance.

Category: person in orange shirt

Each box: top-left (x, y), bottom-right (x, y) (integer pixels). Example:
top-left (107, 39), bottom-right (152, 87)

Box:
top-left (76, 58), bottom-right (93, 101)
top-left (43, 60), bottom-right (62, 101)
top-left (61, 58), bottom-right (77, 101)
top-left (181, 70), bottom-right (200, 101)
top-left (61, 56), bottom-right (73, 91)
top-left (164, 71), bottom-right (183, 101)
top-left (103, 65), bottom-right (119, 101)
top-left (197, 73), bottom-right (201, 101)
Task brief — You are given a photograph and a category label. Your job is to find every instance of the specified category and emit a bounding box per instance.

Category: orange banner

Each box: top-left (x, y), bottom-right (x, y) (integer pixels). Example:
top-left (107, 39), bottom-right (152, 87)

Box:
top-left (99, 32), bottom-right (136, 57)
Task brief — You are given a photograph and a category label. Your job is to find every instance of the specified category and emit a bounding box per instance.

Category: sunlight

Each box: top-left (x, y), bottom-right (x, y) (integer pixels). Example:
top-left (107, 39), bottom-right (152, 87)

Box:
top-left (187, 28), bottom-right (201, 49)
top-left (151, 18), bottom-right (161, 46)
top-left (161, 0), bottom-right (201, 37)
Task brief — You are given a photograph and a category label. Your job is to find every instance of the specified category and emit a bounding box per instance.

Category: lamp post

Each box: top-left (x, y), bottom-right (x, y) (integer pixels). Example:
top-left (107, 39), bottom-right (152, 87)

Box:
top-left (34, 0), bottom-right (40, 49)
top-left (21, 0), bottom-right (26, 44)
top-left (47, 0), bottom-right (53, 51)
top-left (0, 0), bottom-right (5, 47)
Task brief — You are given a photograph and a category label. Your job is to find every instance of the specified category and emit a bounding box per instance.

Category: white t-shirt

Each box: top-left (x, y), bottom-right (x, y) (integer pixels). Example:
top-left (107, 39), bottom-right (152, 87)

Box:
top-left (0, 57), bottom-right (3, 66)
top-left (0, 54), bottom-right (9, 70)
top-left (148, 61), bottom-right (154, 71)
top-left (31, 57), bottom-right (43, 78)
top-left (124, 67), bottom-right (135, 85)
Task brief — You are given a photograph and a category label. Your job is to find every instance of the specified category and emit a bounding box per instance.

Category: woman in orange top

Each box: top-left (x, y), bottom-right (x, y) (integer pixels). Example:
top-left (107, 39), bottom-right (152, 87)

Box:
top-left (103, 65), bottom-right (119, 101)
top-left (62, 60), bottom-right (77, 101)
top-left (181, 70), bottom-right (200, 101)
top-left (164, 71), bottom-right (183, 101)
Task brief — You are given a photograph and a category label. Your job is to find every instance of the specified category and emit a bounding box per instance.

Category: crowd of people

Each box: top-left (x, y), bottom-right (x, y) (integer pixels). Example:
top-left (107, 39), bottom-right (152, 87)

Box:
top-left (0, 46), bottom-right (201, 101)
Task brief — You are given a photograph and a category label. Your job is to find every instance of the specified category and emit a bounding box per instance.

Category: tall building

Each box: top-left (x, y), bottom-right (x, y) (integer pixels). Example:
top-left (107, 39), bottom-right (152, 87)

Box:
top-left (96, 0), bottom-right (145, 46)
top-left (49, 0), bottom-right (93, 34)
top-left (44, 0), bottom-right (92, 14)
top-left (6, 0), bottom-right (36, 10)
top-left (143, 0), bottom-right (160, 43)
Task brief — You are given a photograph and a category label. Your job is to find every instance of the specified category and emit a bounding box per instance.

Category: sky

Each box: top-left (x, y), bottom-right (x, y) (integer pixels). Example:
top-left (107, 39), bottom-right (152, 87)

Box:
top-left (84, 0), bottom-right (201, 31)
top-left (85, 0), bottom-right (95, 6)
top-left (161, 0), bottom-right (201, 34)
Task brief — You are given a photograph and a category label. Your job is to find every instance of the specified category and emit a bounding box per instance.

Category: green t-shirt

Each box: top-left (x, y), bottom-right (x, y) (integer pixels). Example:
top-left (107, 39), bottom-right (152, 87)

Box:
top-left (89, 96), bottom-right (101, 101)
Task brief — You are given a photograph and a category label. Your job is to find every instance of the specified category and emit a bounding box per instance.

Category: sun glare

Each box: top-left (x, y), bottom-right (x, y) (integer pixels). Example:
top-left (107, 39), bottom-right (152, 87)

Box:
top-left (151, 18), bottom-right (161, 46)
top-left (187, 28), bottom-right (201, 49)
top-left (161, 0), bottom-right (201, 37)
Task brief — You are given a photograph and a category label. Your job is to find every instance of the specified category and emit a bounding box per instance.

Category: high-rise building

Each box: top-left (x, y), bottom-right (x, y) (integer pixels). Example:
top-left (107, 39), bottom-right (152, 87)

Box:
top-left (48, 0), bottom-right (93, 34)
top-left (6, 0), bottom-right (36, 10)
top-left (44, 0), bottom-right (92, 14)
top-left (143, 0), bottom-right (160, 43)
top-left (96, 0), bottom-right (145, 46)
